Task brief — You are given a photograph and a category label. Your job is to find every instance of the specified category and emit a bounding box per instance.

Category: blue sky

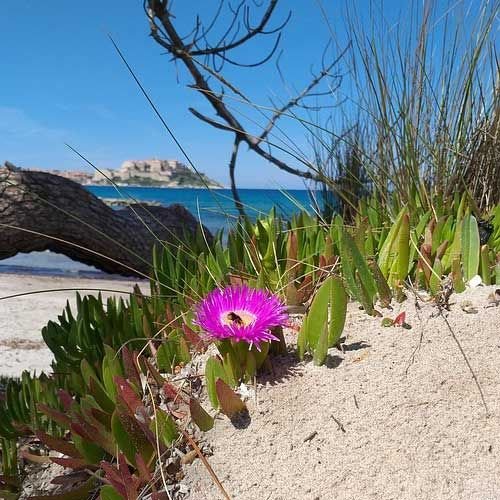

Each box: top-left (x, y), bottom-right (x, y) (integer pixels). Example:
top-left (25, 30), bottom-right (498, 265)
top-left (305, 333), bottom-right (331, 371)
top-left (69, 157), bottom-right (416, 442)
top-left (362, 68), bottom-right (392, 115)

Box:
top-left (0, 0), bottom-right (489, 188)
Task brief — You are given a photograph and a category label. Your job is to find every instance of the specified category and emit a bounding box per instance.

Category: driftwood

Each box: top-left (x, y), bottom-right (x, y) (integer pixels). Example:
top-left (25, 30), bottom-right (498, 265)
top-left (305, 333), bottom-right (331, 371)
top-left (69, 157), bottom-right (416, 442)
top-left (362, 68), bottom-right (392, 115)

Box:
top-left (0, 163), bottom-right (211, 277)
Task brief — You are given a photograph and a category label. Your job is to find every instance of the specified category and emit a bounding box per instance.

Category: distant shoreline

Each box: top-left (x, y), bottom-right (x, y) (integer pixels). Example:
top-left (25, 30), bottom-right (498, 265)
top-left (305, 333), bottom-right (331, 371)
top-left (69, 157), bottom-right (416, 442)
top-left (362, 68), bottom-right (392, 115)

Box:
top-left (85, 185), bottom-right (312, 191)
top-left (83, 183), bottom-right (225, 189)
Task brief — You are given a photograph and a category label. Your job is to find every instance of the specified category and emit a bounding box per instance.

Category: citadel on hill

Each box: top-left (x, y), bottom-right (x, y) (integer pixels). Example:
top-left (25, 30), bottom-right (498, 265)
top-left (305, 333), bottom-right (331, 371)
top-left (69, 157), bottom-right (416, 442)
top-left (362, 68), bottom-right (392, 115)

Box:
top-left (36, 159), bottom-right (223, 188)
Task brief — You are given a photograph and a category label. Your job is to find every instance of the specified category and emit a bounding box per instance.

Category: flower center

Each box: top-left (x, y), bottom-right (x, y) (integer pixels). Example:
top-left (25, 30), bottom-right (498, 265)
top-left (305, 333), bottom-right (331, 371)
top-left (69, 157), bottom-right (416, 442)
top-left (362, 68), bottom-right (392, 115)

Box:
top-left (221, 310), bottom-right (256, 327)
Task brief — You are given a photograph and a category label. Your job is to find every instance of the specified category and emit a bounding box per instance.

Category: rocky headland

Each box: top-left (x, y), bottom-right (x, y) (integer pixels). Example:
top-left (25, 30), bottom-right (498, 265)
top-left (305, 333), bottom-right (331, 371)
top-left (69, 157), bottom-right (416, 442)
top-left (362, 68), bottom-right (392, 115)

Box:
top-left (29, 158), bottom-right (223, 188)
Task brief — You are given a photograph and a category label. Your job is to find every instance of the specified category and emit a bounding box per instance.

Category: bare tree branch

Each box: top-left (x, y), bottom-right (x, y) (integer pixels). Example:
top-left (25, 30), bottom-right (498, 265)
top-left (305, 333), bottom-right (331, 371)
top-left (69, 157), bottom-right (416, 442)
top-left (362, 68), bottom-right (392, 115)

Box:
top-left (258, 44), bottom-right (350, 145)
top-left (144, 0), bottom-right (345, 212)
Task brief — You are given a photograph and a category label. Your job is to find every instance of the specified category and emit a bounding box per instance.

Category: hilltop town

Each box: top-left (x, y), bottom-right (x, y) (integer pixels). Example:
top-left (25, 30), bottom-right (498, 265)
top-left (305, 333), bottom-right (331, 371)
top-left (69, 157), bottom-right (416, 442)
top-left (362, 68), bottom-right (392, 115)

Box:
top-left (35, 159), bottom-right (223, 188)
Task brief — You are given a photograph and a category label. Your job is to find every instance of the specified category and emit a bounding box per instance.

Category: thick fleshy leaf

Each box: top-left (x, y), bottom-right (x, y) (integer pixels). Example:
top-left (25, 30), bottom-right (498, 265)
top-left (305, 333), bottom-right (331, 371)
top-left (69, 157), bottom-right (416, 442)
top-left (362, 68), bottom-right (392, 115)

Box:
top-left (378, 207), bottom-right (407, 277)
top-left (368, 259), bottom-right (392, 307)
top-left (121, 347), bottom-right (141, 390)
top-left (397, 213), bottom-right (410, 281)
top-left (480, 244), bottom-right (491, 285)
top-left (451, 258), bottom-right (465, 293)
top-left (189, 398), bottom-right (214, 431)
top-left (29, 477), bottom-right (95, 500)
top-left (329, 277), bottom-right (347, 347)
top-left (35, 431), bottom-right (82, 459)
top-left (205, 357), bottom-right (230, 408)
top-left (37, 404), bottom-right (72, 428)
top-left (111, 411), bottom-right (138, 465)
top-left (152, 408), bottom-right (179, 447)
top-left (100, 484), bottom-right (125, 500)
top-left (462, 214), bottom-right (480, 281)
top-left (313, 323), bottom-right (329, 366)
top-left (429, 258), bottom-right (443, 296)
top-left (393, 312), bottom-right (406, 326)
top-left (100, 454), bottom-right (141, 499)
top-left (71, 433), bottom-right (107, 465)
top-left (115, 398), bottom-right (155, 461)
top-left (114, 376), bottom-right (143, 417)
top-left (49, 456), bottom-right (89, 470)
top-left (215, 379), bottom-right (247, 418)
top-left (20, 450), bottom-right (51, 464)
top-left (102, 346), bottom-right (123, 403)
top-left (182, 324), bottom-right (208, 353)
top-left (300, 276), bottom-right (332, 351)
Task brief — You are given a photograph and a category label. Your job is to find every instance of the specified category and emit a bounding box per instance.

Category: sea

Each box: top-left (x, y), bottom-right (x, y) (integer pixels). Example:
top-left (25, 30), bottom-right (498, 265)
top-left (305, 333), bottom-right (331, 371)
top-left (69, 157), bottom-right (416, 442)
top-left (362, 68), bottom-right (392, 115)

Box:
top-left (0, 187), bottom-right (319, 277)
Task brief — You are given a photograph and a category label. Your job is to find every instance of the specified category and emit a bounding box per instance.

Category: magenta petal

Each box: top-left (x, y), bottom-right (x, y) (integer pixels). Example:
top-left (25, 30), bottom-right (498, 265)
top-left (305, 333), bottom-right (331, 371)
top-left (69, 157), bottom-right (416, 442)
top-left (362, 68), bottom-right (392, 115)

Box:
top-left (194, 285), bottom-right (288, 347)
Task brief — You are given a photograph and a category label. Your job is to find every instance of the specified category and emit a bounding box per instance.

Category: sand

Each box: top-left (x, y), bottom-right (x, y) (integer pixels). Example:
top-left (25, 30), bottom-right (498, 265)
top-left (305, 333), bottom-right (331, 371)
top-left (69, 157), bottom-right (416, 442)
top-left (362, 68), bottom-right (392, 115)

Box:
top-left (0, 273), bottom-right (145, 377)
top-left (3, 273), bottom-right (500, 499)
top-left (185, 285), bottom-right (500, 500)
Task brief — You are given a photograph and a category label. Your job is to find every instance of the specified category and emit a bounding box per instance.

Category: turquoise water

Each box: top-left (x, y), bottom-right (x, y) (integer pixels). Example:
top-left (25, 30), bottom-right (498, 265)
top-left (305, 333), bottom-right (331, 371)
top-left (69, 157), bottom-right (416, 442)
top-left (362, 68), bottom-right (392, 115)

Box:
top-left (1, 187), bottom-right (318, 276)
top-left (86, 186), bottom-right (316, 234)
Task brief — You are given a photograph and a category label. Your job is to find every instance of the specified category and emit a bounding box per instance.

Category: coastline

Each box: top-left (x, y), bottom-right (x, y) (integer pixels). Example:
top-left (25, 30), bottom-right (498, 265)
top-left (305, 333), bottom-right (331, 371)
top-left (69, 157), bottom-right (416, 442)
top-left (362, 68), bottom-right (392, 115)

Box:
top-left (82, 183), bottom-right (225, 189)
top-left (0, 273), bottom-right (146, 377)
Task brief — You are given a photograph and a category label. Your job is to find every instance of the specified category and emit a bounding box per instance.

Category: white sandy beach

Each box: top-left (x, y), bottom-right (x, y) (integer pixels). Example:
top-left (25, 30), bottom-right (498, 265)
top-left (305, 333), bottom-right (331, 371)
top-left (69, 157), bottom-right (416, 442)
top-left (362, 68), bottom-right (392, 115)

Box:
top-left (0, 273), bottom-right (145, 377)
top-left (185, 285), bottom-right (500, 500)
top-left (2, 272), bottom-right (500, 500)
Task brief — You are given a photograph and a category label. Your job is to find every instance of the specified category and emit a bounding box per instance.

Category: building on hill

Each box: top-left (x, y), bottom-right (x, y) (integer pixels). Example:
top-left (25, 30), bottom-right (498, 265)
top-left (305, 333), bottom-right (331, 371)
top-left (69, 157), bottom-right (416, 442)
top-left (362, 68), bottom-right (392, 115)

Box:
top-left (117, 159), bottom-right (185, 181)
top-left (26, 159), bottom-right (223, 188)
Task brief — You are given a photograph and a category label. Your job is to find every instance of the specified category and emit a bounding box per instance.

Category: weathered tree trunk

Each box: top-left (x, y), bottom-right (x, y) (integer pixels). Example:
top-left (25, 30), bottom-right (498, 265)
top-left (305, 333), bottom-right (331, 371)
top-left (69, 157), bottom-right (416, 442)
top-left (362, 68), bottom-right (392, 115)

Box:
top-left (0, 163), bottom-right (211, 277)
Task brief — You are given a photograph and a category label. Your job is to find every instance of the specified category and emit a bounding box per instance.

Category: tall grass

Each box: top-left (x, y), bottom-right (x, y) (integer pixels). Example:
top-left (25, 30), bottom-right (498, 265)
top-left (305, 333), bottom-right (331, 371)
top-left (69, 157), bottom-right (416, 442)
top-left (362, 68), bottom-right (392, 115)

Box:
top-left (309, 0), bottom-right (499, 217)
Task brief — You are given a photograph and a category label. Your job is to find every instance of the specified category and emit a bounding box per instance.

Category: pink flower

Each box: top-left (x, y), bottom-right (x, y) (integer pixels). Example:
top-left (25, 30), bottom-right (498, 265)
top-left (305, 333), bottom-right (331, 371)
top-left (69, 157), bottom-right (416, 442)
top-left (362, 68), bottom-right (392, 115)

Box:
top-left (194, 285), bottom-right (288, 348)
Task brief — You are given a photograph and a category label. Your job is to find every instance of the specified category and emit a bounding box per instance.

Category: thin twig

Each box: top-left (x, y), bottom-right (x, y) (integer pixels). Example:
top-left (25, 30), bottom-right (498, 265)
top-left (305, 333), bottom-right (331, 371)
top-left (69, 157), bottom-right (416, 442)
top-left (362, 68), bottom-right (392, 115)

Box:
top-left (181, 430), bottom-right (232, 500)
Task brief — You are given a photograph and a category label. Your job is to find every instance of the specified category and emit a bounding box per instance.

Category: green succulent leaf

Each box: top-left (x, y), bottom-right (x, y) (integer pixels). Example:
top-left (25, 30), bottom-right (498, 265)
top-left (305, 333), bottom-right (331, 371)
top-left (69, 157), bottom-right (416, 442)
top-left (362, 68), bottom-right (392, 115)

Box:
top-left (461, 214), bottom-right (480, 281)
top-left (189, 398), bottom-right (214, 432)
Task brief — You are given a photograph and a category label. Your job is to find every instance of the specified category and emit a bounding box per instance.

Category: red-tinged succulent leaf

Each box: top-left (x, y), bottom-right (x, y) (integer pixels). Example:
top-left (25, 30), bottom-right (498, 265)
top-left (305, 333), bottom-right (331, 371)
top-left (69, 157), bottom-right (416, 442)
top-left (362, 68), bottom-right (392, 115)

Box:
top-left (20, 450), bottom-right (51, 464)
top-left (114, 376), bottom-right (143, 415)
top-left (134, 453), bottom-right (152, 484)
top-left (50, 457), bottom-right (89, 471)
top-left (319, 254), bottom-right (327, 271)
top-left (297, 274), bottom-right (314, 303)
top-left (165, 303), bottom-right (179, 327)
top-left (50, 471), bottom-right (90, 486)
top-left (58, 389), bottom-right (74, 411)
top-left (101, 454), bottom-right (141, 500)
top-left (90, 407), bottom-right (112, 429)
top-left (114, 406), bottom-right (156, 462)
top-left (37, 404), bottom-right (72, 428)
top-left (35, 431), bottom-right (82, 459)
top-left (111, 410), bottom-right (138, 465)
top-left (394, 312), bottom-right (406, 326)
top-left (162, 382), bottom-right (180, 402)
top-left (28, 477), bottom-right (95, 500)
top-left (151, 493), bottom-right (171, 500)
top-left (70, 421), bottom-right (97, 442)
top-left (100, 462), bottom-right (127, 498)
top-left (121, 347), bottom-right (141, 389)
top-left (215, 379), bottom-right (247, 418)
top-left (182, 324), bottom-right (208, 353)
top-left (118, 452), bottom-right (138, 486)
top-left (229, 273), bottom-right (250, 286)
top-left (189, 398), bottom-right (214, 431)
